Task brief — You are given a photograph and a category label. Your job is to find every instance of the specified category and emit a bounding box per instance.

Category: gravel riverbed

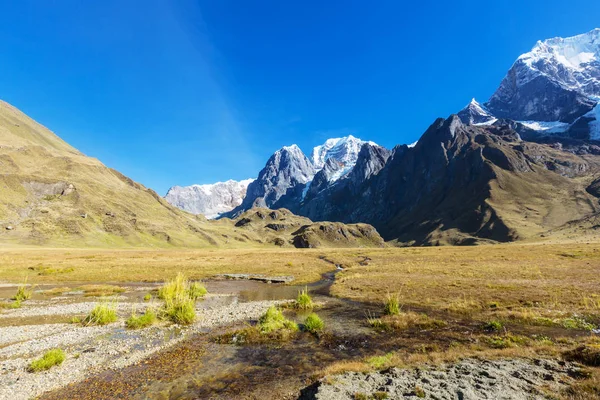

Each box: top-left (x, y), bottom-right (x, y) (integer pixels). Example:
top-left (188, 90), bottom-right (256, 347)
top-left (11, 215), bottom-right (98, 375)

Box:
top-left (0, 295), bottom-right (283, 400)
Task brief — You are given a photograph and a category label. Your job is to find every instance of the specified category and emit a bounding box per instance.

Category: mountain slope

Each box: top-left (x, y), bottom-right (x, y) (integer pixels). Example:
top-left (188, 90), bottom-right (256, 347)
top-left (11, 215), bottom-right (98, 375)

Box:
top-left (165, 179), bottom-right (254, 219)
top-left (0, 101), bottom-right (263, 247)
top-left (299, 116), bottom-right (600, 245)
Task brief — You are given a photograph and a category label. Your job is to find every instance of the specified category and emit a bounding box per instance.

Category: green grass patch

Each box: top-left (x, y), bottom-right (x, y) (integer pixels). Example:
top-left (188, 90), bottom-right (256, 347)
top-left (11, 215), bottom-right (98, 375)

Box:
top-left (143, 293), bottom-right (152, 301)
top-left (187, 281), bottom-right (208, 300)
top-left (0, 300), bottom-right (22, 309)
top-left (28, 349), bottom-right (66, 372)
top-left (43, 287), bottom-right (72, 296)
top-left (258, 305), bottom-right (298, 333)
top-left (303, 312), bottom-right (324, 333)
top-left (158, 273), bottom-right (202, 325)
top-left (368, 312), bottom-right (446, 332)
top-left (13, 283), bottom-right (33, 302)
top-left (83, 300), bottom-right (118, 325)
top-left (484, 334), bottom-right (530, 349)
top-left (29, 264), bottom-right (74, 276)
top-left (215, 307), bottom-right (299, 345)
top-left (561, 316), bottom-right (596, 331)
top-left (126, 307), bottom-right (157, 329)
top-left (295, 287), bottom-right (314, 310)
top-left (383, 293), bottom-right (401, 316)
top-left (368, 352), bottom-right (394, 369)
top-left (483, 320), bottom-right (504, 332)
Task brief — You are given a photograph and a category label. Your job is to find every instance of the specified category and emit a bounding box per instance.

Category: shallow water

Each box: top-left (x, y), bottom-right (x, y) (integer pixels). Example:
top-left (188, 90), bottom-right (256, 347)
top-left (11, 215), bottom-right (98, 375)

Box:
top-left (39, 272), bottom-right (392, 399)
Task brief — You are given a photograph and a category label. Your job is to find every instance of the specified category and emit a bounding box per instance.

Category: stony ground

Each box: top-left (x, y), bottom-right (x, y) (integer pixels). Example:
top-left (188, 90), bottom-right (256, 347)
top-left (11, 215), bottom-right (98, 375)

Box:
top-left (0, 294), bottom-right (282, 400)
top-left (300, 358), bottom-right (582, 400)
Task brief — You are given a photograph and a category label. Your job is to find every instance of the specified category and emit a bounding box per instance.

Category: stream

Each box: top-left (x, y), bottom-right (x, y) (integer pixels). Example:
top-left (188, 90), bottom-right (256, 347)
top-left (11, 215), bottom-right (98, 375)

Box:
top-left (37, 272), bottom-right (391, 400)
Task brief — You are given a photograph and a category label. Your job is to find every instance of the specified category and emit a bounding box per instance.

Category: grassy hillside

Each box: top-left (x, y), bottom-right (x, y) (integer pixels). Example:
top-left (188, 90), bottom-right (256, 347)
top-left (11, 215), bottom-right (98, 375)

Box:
top-left (0, 100), bottom-right (260, 247)
top-left (0, 100), bottom-right (385, 248)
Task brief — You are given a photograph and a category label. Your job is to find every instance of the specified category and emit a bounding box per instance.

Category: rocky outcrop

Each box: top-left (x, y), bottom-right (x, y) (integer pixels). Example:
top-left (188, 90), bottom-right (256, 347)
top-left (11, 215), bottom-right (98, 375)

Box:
top-left (228, 208), bottom-right (384, 248)
top-left (300, 358), bottom-right (581, 400)
top-left (291, 222), bottom-right (384, 248)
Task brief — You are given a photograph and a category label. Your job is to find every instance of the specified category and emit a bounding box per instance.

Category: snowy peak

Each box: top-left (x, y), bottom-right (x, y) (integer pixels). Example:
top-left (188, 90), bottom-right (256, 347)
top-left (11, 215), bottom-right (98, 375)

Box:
top-left (516, 28), bottom-right (600, 94)
top-left (165, 178), bottom-right (254, 219)
top-left (311, 135), bottom-right (376, 172)
top-left (484, 28), bottom-right (600, 128)
top-left (458, 98), bottom-right (497, 125)
top-left (522, 29), bottom-right (600, 71)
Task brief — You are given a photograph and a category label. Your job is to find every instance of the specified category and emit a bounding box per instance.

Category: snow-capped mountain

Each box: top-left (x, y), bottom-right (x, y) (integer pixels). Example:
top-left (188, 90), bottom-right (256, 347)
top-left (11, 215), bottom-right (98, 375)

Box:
top-left (461, 28), bottom-right (600, 140)
top-left (311, 135), bottom-right (376, 171)
top-left (165, 179), bottom-right (254, 219)
top-left (222, 136), bottom-right (385, 217)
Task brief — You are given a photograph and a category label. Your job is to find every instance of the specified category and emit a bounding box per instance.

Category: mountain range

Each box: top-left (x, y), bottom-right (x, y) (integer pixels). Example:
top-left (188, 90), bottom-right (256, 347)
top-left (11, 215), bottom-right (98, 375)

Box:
top-left (166, 28), bottom-right (600, 245)
top-left (3, 29), bottom-right (600, 247)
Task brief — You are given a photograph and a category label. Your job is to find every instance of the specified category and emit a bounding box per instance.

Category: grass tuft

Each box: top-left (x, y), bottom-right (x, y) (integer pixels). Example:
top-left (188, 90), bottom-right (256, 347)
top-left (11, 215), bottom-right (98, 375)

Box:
top-left (414, 386), bottom-right (426, 398)
top-left (368, 352), bottom-right (394, 369)
top-left (126, 307), bottom-right (157, 329)
top-left (383, 293), bottom-right (401, 316)
top-left (484, 320), bottom-right (504, 332)
top-left (258, 305), bottom-right (298, 333)
top-left (13, 282), bottom-right (33, 302)
top-left (187, 281), bottom-right (208, 300)
top-left (296, 287), bottom-right (314, 310)
top-left (484, 333), bottom-right (530, 349)
top-left (158, 273), bottom-right (200, 324)
top-left (303, 312), bottom-right (324, 333)
top-left (83, 300), bottom-right (118, 325)
top-left (28, 349), bottom-right (65, 372)
top-left (43, 287), bottom-right (72, 296)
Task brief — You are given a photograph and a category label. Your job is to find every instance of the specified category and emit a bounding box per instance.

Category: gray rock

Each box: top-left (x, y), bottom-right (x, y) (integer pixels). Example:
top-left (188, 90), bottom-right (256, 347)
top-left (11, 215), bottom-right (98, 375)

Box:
top-left (300, 358), bottom-right (580, 400)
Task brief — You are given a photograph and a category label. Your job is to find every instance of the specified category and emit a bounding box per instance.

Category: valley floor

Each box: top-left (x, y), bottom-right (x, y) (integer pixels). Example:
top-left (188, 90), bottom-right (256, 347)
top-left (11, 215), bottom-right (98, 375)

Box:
top-left (0, 243), bottom-right (599, 399)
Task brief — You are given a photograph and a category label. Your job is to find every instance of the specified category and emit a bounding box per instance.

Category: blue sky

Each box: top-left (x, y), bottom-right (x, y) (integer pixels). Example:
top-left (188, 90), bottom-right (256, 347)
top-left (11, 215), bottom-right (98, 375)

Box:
top-left (0, 1), bottom-right (599, 194)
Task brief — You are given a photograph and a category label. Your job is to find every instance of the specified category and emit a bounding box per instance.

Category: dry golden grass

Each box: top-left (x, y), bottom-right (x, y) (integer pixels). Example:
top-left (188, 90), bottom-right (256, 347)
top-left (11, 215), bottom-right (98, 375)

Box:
top-left (331, 242), bottom-right (600, 318)
top-left (0, 247), bottom-right (355, 284)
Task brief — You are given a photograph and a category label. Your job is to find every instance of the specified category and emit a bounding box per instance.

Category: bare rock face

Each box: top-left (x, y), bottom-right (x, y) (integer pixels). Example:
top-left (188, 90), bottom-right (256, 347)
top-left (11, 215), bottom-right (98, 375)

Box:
top-left (165, 179), bottom-right (254, 219)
